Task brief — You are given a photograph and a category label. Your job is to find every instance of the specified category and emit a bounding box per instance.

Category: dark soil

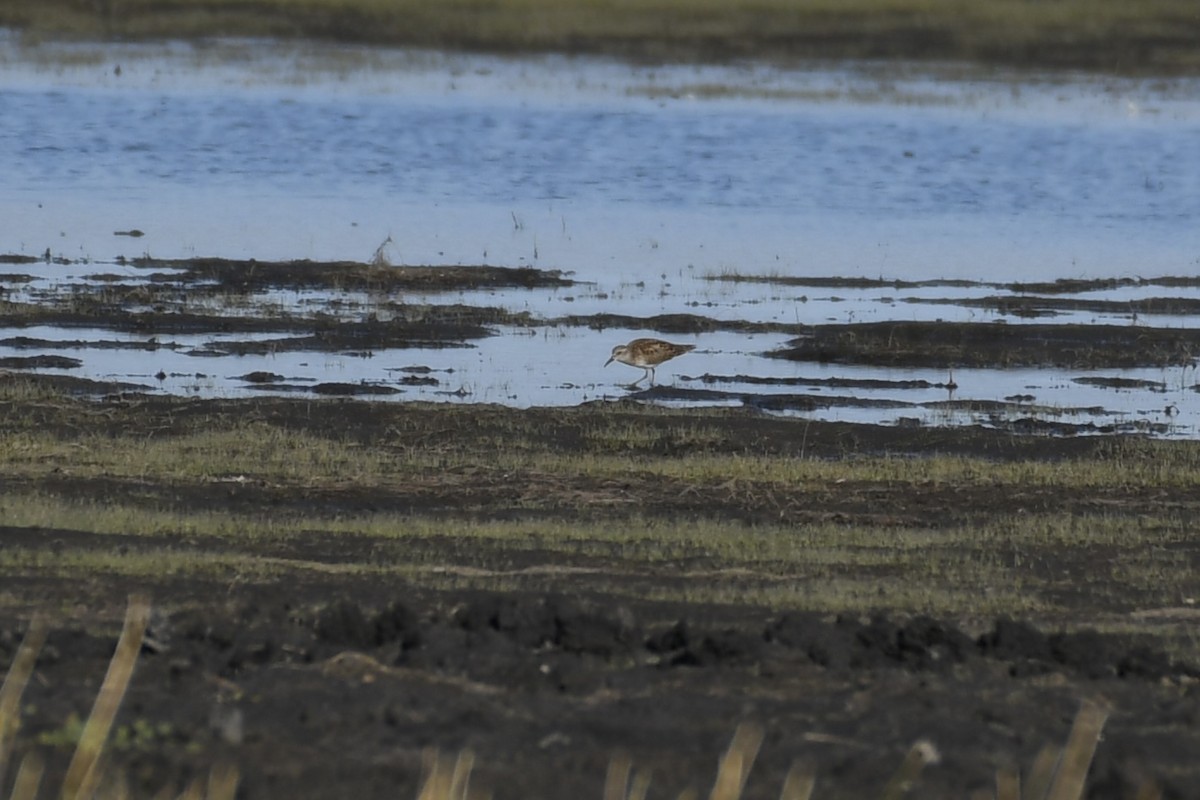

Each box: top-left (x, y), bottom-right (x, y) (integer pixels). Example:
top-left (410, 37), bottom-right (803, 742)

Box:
top-left (2, 393), bottom-right (1200, 799)
top-left (6, 591), bottom-right (1199, 800)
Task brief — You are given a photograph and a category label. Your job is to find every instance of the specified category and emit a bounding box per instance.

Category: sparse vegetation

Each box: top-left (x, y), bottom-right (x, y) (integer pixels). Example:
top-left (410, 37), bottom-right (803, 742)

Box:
top-left (0, 389), bottom-right (1197, 653)
top-left (3, 0), bottom-right (1200, 73)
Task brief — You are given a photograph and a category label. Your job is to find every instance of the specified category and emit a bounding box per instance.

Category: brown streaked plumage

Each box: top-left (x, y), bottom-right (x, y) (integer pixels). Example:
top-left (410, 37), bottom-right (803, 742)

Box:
top-left (604, 338), bottom-right (696, 386)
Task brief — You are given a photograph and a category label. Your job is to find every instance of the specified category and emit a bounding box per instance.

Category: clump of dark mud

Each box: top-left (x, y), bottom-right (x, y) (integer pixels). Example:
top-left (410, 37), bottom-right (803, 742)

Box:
top-left (125, 257), bottom-right (573, 292)
top-left (1074, 376), bottom-right (1167, 391)
top-left (10, 592), bottom-right (1192, 800)
top-left (0, 354), bottom-right (82, 370)
top-left (768, 321), bottom-right (1200, 369)
top-left (0, 370), bottom-right (149, 396)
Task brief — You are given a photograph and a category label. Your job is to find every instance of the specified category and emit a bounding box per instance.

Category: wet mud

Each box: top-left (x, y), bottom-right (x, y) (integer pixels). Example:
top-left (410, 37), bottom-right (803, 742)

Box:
top-left (767, 321), bottom-right (1200, 369)
top-left (124, 257), bottom-right (574, 293)
top-left (8, 259), bottom-right (1200, 374)
top-left (638, 385), bottom-right (1169, 436)
top-left (5, 258), bottom-right (1200, 434)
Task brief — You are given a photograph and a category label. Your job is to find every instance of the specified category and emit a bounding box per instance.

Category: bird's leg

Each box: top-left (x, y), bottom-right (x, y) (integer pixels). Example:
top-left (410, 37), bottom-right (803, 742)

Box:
top-left (647, 366), bottom-right (656, 386)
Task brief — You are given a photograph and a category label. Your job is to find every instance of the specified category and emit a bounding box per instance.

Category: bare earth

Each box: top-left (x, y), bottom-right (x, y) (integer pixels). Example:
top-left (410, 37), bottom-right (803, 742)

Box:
top-left (2, 390), bottom-right (1199, 799)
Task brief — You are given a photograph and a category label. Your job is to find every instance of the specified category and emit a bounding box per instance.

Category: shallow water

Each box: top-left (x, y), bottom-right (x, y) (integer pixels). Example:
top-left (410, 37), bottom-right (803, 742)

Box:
top-left (2, 37), bottom-right (1200, 435)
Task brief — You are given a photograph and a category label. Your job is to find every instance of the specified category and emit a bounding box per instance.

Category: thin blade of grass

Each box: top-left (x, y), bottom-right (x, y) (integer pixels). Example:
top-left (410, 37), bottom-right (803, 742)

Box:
top-left (9, 752), bottom-right (46, 800)
top-left (206, 762), bottom-right (241, 800)
top-left (109, 766), bottom-right (132, 800)
top-left (1134, 781), bottom-right (1163, 800)
top-left (1023, 745), bottom-right (1061, 800)
top-left (448, 750), bottom-right (474, 800)
top-left (997, 765), bottom-right (1021, 800)
top-left (175, 776), bottom-right (204, 800)
top-left (881, 739), bottom-right (940, 800)
top-left (604, 751), bottom-right (632, 800)
top-left (1045, 701), bottom-right (1109, 800)
top-left (0, 613), bottom-right (49, 790)
top-left (417, 750), bottom-right (449, 800)
top-left (628, 769), bottom-right (652, 800)
top-left (60, 594), bottom-right (152, 800)
top-left (778, 762), bottom-right (815, 800)
top-left (709, 723), bottom-right (764, 800)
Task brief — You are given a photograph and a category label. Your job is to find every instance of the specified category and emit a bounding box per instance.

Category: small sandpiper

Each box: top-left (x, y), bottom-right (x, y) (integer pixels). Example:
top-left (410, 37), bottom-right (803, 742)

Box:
top-left (604, 338), bottom-right (695, 387)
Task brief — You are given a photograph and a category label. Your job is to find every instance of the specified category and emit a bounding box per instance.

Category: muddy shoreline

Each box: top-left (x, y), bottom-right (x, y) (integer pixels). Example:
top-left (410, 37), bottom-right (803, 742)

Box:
top-left (5, 256), bottom-right (1199, 436)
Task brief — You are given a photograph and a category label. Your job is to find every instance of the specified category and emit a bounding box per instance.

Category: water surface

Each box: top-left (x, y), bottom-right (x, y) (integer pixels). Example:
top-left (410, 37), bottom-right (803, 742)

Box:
top-left (2, 37), bottom-right (1199, 434)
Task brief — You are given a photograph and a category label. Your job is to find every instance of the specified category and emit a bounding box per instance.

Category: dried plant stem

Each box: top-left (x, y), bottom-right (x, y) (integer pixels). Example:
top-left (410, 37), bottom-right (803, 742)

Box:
top-left (9, 752), bottom-right (46, 800)
top-left (628, 769), bottom-right (653, 800)
top-left (418, 751), bottom-right (449, 800)
top-left (448, 750), bottom-right (474, 800)
top-left (417, 749), bottom-right (475, 800)
top-left (206, 763), bottom-right (241, 800)
top-left (779, 762), bottom-right (816, 800)
top-left (1023, 745), bottom-right (1062, 800)
top-left (60, 594), bottom-right (152, 800)
top-left (996, 765), bottom-right (1021, 800)
top-left (604, 751), bottom-right (632, 800)
top-left (0, 613), bottom-right (49, 792)
top-left (881, 739), bottom-right (940, 800)
top-left (709, 723), bottom-right (764, 800)
top-left (175, 776), bottom-right (204, 800)
top-left (1045, 700), bottom-right (1109, 800)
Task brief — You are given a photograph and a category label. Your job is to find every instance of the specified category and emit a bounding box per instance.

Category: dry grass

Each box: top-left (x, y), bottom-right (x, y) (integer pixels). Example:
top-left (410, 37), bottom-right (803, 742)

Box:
top-left (416, 706), bottom-right (1132, 800)
top-left (0, 596), bottom-right (240, 800)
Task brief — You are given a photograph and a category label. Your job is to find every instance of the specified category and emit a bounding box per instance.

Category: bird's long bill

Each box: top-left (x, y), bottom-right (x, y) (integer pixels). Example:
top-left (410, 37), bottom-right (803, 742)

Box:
top-left (604, 356), bottom-right (614, 367)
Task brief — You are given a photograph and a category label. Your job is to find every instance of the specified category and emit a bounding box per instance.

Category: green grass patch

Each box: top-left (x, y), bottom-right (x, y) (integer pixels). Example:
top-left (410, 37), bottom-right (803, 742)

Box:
top-left (2, 490), bottom-right (1193, 624)
top-left (5, 417), bottom-right (1200, 493)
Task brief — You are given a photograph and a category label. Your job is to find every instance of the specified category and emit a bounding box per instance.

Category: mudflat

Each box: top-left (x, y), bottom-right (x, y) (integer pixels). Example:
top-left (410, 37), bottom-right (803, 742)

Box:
top-left (1, 382), bottom-right (1198, 798)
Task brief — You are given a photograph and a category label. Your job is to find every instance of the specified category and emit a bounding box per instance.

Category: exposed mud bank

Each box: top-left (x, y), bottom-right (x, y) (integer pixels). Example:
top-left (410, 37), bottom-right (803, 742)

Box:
top-left (124, 257), bottom-right (573, 293)
top-left (4, 591), bottom-right (1198, 800)
top-left (4, 259), bottom-right (1200, 434)
top-left (767, 321), bottom-right (1200, 369)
